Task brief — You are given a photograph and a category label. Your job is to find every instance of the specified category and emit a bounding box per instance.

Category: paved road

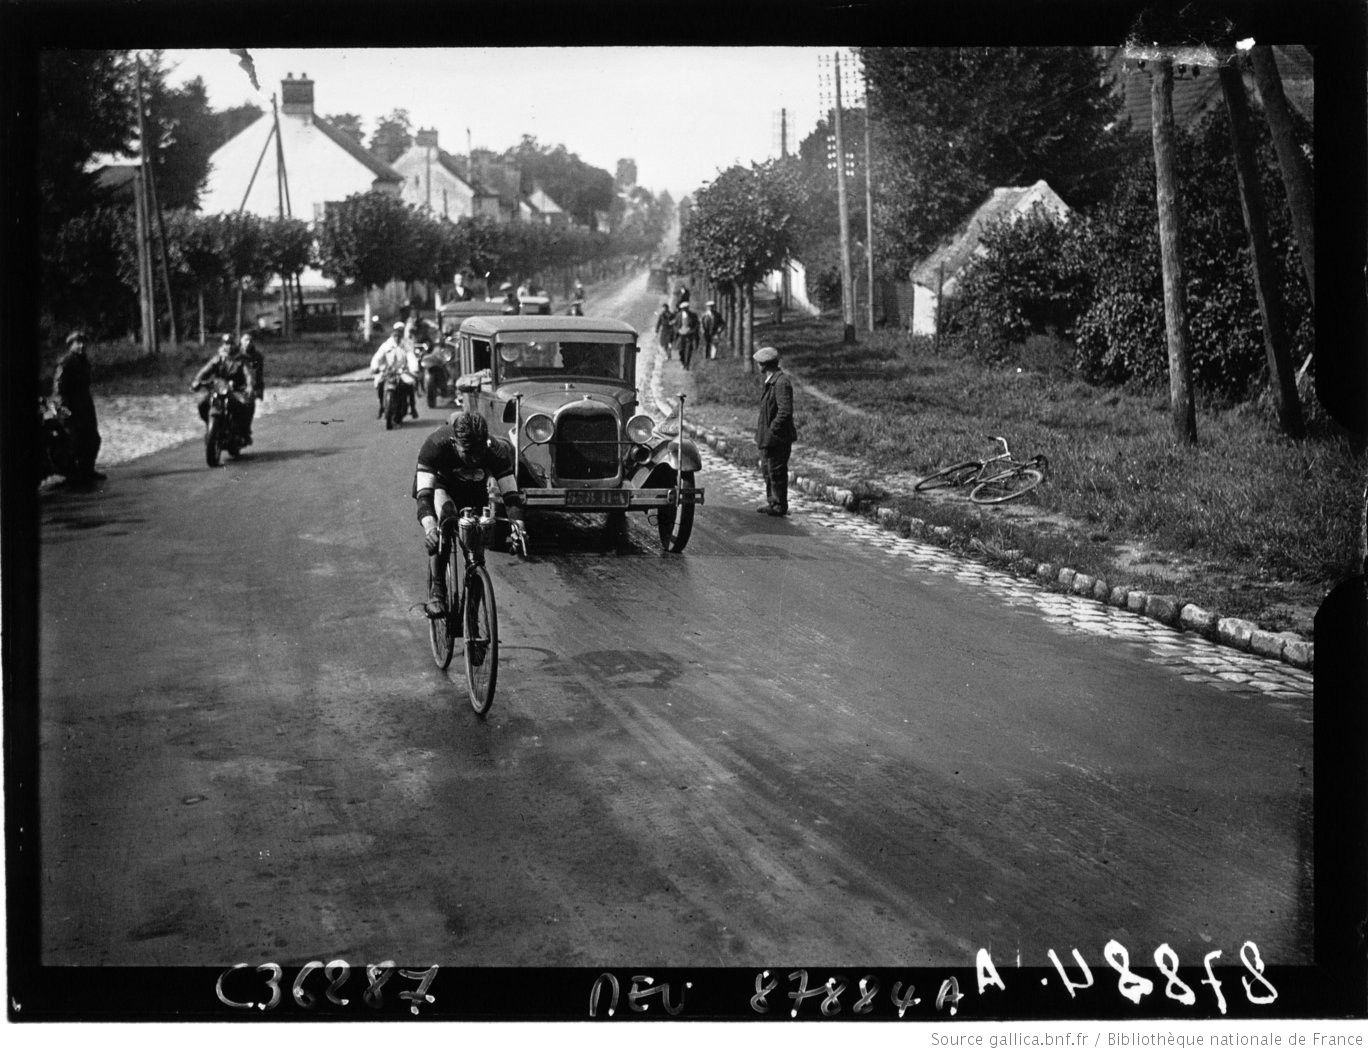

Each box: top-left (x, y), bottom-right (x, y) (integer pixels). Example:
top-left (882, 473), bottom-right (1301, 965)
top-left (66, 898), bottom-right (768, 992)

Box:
top-left (38, 271), bottom-right (1312, 970)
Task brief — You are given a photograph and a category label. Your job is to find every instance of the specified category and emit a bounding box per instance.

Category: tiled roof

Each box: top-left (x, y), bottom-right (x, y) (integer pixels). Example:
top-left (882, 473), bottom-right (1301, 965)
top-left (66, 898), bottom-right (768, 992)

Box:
top-left (312, 115), bottom-right (403, 184)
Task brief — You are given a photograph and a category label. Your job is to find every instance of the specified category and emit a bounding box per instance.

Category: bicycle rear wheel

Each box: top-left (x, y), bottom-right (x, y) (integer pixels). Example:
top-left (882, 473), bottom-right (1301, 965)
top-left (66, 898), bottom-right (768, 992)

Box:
top-left (969, 467), bottom-right (1044, 505)
top-left (463, 564), bottom-right (498, 715)
top-left (915, 460), bottom-right (982, 492)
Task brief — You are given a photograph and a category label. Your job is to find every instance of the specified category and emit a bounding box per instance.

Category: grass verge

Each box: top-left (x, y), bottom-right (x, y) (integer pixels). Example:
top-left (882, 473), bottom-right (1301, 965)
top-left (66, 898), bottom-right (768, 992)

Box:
top-left (689, 315), bottom-right (1363, 634)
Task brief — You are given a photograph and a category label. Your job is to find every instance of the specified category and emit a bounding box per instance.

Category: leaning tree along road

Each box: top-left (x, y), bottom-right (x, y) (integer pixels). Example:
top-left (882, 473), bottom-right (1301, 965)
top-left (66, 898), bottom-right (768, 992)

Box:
top-left (37, 271), bottom-right (1311, 976)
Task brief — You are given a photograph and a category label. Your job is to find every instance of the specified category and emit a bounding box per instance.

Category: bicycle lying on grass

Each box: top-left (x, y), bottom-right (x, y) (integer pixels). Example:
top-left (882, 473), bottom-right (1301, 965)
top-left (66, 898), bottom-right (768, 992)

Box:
top-left (914, 435), bottom-right (1048, 505)
top-left (427, 501), bottom-right (529, 715)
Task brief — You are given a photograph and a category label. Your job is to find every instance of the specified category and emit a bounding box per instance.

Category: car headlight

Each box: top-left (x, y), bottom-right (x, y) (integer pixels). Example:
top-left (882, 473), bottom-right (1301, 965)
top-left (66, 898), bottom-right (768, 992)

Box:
top-left (524, 412), bottom-right (554, 444)
top-left (625, 413), bottom-right (655, 445)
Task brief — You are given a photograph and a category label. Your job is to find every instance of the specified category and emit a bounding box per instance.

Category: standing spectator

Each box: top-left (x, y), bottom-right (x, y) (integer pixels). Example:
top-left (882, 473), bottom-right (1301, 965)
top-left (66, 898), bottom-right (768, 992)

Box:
top-left (52, 330), bottom-right (104, 482)
top-left (653, 300), bottom-right (676, 359)
top-left (451, 271), bottom-right (473, 301)
top-left (676, 284), bottom-right (691, 309)
top-left (674, 300), bottom-right (699, 371)
top-left (701, 299), bottom-right (726, 360)
top-left (500, 282), bottom-right (519, 315)
top-left (753, 345), bottom-right (796, 517)
top-left (570, 279), bottom-right (586, 316)
top-left (237, 332), bottom-right (264, 446)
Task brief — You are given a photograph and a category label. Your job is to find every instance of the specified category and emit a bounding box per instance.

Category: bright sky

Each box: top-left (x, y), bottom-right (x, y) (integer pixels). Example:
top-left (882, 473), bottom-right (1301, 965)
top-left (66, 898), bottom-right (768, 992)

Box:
top-left (163, 47), bottom-right (838, 201)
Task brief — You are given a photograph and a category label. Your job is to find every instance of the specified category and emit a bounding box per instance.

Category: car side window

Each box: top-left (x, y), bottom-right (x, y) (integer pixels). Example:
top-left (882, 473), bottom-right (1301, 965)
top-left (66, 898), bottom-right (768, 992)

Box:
top-left (472, 339), bottom-right (491, 372)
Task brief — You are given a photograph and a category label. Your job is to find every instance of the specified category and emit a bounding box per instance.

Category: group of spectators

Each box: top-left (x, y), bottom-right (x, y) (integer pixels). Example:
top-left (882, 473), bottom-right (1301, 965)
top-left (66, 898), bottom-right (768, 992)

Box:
top-left (653, 286), bottom-right (725, 371)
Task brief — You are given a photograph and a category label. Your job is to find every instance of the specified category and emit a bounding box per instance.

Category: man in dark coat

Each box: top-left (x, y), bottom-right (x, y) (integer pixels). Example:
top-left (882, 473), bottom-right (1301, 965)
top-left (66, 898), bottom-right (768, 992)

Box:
top-left (674, 301), bottom-right (699, 370)
top-left (53, 330), bottom-right (104, 482)
top-left (753, 345), bottom-right (796, 516)
top-left (701, 300), bottom-right (725, 359)
top-left (653, 300), bottom-right (676, 359)
top-left (238, 332), bottom-right (265, 445)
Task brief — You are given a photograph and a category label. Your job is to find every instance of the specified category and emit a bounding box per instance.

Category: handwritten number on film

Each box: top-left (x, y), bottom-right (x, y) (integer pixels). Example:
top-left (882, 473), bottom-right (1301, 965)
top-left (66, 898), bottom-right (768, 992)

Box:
top-left (216, 961), bottom-right (439, 1014)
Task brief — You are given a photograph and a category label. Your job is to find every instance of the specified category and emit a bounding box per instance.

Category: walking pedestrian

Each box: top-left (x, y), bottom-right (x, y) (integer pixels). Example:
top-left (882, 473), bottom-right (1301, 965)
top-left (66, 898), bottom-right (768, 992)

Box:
top-left (654, 300), bottom-right (676, 359)
top-left (53, 330), bottom-right (104, 482)
top-left (675, 300), bottom-right (699, 370)
top-left (753, 345), bottom-right (795, 517)
top-left (701, 300), bottom-right (725, 359)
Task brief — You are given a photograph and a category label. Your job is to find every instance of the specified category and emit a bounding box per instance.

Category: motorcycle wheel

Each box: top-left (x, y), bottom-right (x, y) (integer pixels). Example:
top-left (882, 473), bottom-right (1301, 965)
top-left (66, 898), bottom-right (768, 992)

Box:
top-left (205, 419), bottom-right (222, 467)
top-left (426, 377), bottom-right (438, 408)
top-left (384, 391), bottom-right (398, 430)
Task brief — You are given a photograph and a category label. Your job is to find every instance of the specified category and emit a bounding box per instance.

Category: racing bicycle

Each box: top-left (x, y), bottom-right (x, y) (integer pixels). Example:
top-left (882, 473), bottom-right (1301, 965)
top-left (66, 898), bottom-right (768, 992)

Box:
top-left (427, 502), bottom-right (529, 715)
top-left (914, 435), bottom-right (1048, 505)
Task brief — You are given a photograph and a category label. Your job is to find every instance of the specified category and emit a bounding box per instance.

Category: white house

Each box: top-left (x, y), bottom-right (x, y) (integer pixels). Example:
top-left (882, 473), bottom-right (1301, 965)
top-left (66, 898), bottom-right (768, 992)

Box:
top-left (392, 128), bottom-right (500, 220)
top-left (198, 73), bottom-right (403, 223)
top-left (909, 179), bottom-right (1071, 336)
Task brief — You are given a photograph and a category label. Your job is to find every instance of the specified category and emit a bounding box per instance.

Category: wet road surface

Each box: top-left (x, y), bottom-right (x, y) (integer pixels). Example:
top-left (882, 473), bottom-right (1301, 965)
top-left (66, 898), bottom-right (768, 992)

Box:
top-left (38, 274), bottom-right (1312, 968)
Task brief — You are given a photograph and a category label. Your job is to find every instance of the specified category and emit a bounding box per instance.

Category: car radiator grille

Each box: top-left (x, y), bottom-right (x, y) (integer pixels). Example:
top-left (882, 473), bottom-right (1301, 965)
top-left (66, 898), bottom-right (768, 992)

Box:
top-left (553, 411), bottom-right (619, 480)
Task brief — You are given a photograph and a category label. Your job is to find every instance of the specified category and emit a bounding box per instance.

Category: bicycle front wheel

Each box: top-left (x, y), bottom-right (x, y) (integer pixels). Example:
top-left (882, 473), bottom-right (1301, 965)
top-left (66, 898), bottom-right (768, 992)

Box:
top-left (463, 564), bottom-right (498, 715)
top-left (914, 460), bottom-right (982, 492)
top-left (969, 467), bottom-right (1044, 505)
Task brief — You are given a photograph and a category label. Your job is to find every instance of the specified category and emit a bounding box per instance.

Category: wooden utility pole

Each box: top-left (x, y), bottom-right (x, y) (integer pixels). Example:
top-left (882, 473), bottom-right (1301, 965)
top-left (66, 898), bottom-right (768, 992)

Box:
top-left (134, 59), bottom-right (176, 348)
top-left (863, 98), bottom-right (875, 332)
top-left (833, 52), bottom-right (856, 344)
top-left (271, 96), bottom-right (293, 339)
top-left (1219, 56), bottom-right (1305, 438)
top-left (1151, 57), bottom-right (1198, 445)
top-left (1249, 45), bottom-right (1315, 305)
top-left (780, 107), bottom-right (791, 315)
top-left (131, 167), bottom-right (157, 355)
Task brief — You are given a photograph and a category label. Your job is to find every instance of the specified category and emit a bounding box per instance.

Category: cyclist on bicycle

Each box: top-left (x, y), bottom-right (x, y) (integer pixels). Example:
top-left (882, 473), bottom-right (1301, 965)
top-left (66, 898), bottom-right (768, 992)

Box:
top-left (415, 411), bottom-right (523, 617)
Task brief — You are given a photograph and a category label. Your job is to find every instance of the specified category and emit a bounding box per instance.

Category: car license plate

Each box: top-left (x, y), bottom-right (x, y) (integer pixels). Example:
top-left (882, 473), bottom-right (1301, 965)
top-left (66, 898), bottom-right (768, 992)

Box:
top-left (566, 489), bottom-right (630, 507)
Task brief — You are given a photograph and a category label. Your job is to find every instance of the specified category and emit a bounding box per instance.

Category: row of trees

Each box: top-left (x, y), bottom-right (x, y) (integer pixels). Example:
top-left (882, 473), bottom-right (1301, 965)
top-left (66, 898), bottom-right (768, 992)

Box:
top-left (54, 190), bottom-right (669, 342)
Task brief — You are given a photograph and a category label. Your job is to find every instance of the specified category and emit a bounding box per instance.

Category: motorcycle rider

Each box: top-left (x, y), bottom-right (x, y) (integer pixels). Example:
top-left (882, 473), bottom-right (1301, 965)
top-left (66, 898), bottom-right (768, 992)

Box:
top-left (414, 411), bottom-right (523, 617)
top-left (238, 332), bottom-right (264, 445)
top-left (370, 322), bottom-right (418, 419)
top-left (191, 334), bottom-right (255, 439)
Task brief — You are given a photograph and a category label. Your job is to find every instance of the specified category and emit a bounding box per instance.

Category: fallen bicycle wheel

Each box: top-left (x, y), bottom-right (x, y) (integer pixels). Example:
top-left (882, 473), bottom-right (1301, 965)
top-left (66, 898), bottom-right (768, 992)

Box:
top-left (969, 467), bottom-right (1044, 504)
top-left (914, 460), bottom-right (982, 492)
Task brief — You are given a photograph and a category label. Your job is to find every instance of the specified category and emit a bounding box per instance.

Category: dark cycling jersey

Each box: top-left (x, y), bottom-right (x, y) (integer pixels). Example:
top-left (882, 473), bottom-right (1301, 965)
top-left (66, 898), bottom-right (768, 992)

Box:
top-left (413, 425), bottom-right (517, 514)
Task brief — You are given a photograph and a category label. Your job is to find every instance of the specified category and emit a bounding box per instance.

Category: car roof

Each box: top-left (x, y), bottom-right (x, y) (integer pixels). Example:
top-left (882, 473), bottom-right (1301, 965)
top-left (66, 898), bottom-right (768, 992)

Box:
top-left (458, 315), bottom-right (637, 338)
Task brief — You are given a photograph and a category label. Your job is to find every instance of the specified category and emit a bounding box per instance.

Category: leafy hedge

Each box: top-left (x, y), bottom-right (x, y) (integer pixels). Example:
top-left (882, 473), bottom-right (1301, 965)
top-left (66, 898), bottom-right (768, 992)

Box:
top-left (941, 108), bottom-right (1313, 399)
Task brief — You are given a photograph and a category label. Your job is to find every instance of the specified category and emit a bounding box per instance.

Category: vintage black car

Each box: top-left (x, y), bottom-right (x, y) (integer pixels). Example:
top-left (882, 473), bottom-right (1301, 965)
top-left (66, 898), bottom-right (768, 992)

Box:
top-left (451, 314), bottom-right (704, 552)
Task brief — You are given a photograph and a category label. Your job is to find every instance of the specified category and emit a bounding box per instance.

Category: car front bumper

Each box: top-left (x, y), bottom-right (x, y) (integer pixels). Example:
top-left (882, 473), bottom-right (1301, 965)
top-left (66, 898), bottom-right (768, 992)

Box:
top-left (521, 486), bottom-right (705, 509)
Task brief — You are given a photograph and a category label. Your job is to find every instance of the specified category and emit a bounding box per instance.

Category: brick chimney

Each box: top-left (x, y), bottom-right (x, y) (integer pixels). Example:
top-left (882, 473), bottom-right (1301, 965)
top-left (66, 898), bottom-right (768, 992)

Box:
top-left (280, 73), bottom-right (314, 117)
top-left (415, 127), bottom-right (439, 149)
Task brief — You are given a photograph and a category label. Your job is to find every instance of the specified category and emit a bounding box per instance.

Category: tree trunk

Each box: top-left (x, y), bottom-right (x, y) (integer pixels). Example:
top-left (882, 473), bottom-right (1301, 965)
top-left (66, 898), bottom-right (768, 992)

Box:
top-left (198, 288), bottom-right (206, 346)
top-left (1249, 45), bottom-right (1314, 306)
top-left (132, 168), bottom-right (156, 355)
top-left (235, 284), bottom-right (244, 344)
top-left (1219, 59), bottom-right (1305, 439)
top-left (742, 281), bottom-right (755, 369)
top-left (1151, 57), bottom-right (1198, 445)
top-left (730, 282), bottom-right (742, 356)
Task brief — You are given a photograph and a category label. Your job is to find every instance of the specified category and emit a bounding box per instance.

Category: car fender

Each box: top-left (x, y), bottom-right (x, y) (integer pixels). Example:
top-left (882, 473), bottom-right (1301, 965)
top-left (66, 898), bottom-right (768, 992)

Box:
top-left (631, 435), bottom-right (702, 486)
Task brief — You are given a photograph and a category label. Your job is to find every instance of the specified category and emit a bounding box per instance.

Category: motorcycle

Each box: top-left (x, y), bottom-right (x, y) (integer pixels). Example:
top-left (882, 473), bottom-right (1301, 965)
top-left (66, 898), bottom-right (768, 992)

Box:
top-left (39, 396), bottom-right (76, 482)
top-left (194, 377), bottom-right (251, 467)
top-left (420, 340), bottom-right (457, 408)
top-left (381, 365), bottom-right (416, 430)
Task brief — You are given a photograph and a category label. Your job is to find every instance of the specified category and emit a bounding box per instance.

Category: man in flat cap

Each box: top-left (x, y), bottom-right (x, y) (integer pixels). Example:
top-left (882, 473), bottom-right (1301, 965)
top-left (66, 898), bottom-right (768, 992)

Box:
top-left (753, 345), bottom-right (796, 516)
top-left (53, 330), bottom-right (104, 482)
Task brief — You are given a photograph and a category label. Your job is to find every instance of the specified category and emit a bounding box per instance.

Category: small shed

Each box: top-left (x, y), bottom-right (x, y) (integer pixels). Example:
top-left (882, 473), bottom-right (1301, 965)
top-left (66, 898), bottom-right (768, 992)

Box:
top-left (908, 179), bottom-right (1071, 336)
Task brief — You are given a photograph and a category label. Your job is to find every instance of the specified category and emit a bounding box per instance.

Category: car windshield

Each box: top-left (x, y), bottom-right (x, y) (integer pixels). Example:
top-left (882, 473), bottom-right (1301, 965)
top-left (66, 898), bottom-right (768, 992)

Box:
top-left (496, 340), bottom-right (634, 384)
